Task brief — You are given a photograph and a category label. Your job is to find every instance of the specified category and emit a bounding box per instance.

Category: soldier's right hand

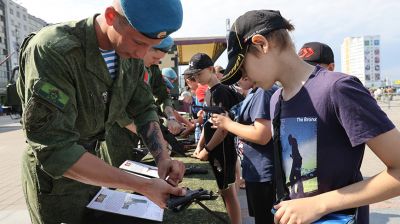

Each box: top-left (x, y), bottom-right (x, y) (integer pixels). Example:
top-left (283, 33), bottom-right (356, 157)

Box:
top-left (143, 178), bottom-right (186, 208)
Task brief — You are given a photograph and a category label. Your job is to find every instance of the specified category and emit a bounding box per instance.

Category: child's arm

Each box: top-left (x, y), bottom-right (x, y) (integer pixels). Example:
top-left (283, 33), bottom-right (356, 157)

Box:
top-left (196, 127), bottom-right (228, 161)
top-left (212, 114), bottom-right (271, 145)
top-left (273, 128), bottom-right (400, 224)
top-left (193, 127), bottom-right (206, 157)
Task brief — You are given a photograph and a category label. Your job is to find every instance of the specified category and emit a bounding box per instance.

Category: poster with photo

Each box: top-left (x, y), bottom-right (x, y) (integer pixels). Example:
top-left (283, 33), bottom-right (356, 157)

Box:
top-left (280, 117), bottom-right (318, 198)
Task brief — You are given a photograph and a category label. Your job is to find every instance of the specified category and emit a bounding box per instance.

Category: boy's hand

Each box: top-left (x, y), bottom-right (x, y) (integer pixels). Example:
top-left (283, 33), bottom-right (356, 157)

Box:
top-left (211, 113), bottom-right (231, 130)
top-left (273, 197), bottom-right (326, 224)
top-left (196, 148), bottom-right (209, 161)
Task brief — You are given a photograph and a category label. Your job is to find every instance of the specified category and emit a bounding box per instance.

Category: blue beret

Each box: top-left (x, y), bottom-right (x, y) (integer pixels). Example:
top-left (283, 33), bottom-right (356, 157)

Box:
top-left (153, 36), bottom-right (174, 52)
top-left (163, 76), bottom-right (175, 90)
top-left (162, 67), bottom-right (177, 80)
top-left (120, 0), bottom-right (183, 39)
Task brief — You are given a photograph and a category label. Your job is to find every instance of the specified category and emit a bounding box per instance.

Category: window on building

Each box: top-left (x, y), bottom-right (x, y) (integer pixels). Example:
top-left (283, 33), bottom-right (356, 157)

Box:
top-left (10, 8), bottom-right (13, 15)
top-left (364, 40), bottom-right (369, 46)
top-left (374, 40), bottom-right (379, 45)
top-left (23, 15), bottom-right (26, 21)
top-left (17, 11), bottom-right (20, 18)
top-left (23, 25), bottom-right (27, 31)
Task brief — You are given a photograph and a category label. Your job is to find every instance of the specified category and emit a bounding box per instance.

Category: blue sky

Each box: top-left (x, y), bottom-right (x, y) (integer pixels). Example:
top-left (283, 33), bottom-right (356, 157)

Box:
top-left (17, 0), bottom-right (400, 81)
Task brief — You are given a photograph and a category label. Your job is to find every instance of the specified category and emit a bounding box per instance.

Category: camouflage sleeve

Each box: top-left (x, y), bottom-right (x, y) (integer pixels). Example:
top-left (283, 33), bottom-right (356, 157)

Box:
top-left (149, 65), bottom-right (173, 111)
top-left (19, 43), bottom-right (86, 179)
top-left (126, 66), bottom-right (160, 129)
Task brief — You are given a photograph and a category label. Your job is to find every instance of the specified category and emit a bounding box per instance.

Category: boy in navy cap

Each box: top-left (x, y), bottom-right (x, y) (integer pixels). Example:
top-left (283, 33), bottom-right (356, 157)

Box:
top-left (221, 9), bottom-right (400, 224)
top-left (17, 0), bottom-right (185, 223)
top-left (187, 53), bottom-right (243, 224)
top-left (298, 42), bottom-right (335, 71)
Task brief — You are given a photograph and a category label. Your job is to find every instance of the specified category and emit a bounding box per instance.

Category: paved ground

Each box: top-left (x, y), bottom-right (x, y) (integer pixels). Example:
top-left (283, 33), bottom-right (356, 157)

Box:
top-left (0, 98), bottom-right (399, 224)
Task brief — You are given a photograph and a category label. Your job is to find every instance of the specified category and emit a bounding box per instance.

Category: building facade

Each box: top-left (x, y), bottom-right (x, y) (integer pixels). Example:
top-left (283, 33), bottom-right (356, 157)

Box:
top-left (341, 35), bottom-right (381, 88)
top-left (0, 0), bottom-right (9, 93)
top-left (0, 0), bottom-right (47, 95)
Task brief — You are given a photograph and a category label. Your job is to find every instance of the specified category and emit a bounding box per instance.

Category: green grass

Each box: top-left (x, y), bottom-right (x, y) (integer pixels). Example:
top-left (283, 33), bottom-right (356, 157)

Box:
top-left (143, 151), bottom-right (229, 224)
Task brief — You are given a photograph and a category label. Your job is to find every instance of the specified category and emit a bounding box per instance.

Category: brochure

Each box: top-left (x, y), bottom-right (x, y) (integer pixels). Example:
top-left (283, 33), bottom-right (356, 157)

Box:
top-left (119, 160), bottom-right (159, 178)
top-left (87, 187), bottom-right (163, 222)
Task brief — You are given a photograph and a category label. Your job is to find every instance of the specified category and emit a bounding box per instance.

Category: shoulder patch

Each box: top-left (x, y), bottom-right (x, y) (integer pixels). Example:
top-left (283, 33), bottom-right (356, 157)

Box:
top-left (33, 80), bottom-right (69, 110)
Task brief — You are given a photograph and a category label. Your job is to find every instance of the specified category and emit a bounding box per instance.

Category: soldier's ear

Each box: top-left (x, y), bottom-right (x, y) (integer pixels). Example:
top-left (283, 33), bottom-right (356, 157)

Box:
top-left (104, 7), bottom-right (118, 25)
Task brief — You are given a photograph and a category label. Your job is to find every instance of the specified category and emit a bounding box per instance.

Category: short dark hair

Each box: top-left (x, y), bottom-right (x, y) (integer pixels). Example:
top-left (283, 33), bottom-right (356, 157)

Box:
top-left (184, 74), bottom-right (196, 82)
top-left (248, 19), bottom-right (295, 55)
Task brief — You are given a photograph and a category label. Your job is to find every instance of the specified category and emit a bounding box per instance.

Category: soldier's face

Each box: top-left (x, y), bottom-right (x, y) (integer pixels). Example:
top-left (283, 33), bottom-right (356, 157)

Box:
top-left (143, 48), bottom-right (166, 66)
top-left (110, 15), bottom-right (161, 59)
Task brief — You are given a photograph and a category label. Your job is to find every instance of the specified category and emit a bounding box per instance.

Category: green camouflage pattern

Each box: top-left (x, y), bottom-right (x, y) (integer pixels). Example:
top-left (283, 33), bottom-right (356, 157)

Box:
top-left (17, 15), bottom-right (159, 224)
top-left (148, 64), bottom-right (173, 110)
top-left (102, 64), bottom-right (173, 167)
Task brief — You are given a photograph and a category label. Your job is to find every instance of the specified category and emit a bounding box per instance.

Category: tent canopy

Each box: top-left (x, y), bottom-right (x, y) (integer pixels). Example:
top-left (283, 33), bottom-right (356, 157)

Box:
top-left (174, 36), bottom-right (227, 65)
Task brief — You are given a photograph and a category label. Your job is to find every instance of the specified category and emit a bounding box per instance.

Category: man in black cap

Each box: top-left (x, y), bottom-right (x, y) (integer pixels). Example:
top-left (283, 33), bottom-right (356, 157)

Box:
top-left (298, 42), bottom-right (335, 71)
top-left (17, 0), bottom-right (186, 223)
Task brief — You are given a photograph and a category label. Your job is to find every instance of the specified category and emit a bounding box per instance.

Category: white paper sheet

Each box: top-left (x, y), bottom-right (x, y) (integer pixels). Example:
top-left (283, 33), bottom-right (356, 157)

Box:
top-left (87, 188), bottom-right (163, 222)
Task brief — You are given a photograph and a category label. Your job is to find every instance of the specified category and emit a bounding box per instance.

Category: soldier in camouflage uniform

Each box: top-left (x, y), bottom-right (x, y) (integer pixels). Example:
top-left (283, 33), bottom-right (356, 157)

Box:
top-left (103, 36), bottom-right (183, 167)
top-left (16, 0), bottom-right (186, 223)
top-left (144, 36), bottom-right (181, 133)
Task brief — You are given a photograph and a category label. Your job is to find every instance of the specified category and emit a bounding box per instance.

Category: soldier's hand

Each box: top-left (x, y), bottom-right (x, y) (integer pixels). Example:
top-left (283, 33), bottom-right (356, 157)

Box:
top-left (167, 119), bottom-right (182, 135)
top-left (143, 178), bottom-right (186, 208)
top-left (157, 158), bottom-right (185, 186)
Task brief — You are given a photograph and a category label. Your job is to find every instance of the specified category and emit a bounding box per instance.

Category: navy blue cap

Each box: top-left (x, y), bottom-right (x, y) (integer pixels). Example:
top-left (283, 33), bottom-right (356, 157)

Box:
top-left (153, 36), bottom-right (174, 53)
top-left (120, 0), bottom-right (183, 39)
top-left (184, 53), bottom-right (214, 75)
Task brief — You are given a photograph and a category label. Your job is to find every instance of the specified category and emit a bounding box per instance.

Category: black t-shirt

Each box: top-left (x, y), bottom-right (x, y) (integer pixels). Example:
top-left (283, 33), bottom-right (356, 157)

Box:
top-left (204, 83), bottom-right (243, 110)
top-left (203, 83), bottom-right (243, 152)
top-left (203, 83), bottom-right (243, 189)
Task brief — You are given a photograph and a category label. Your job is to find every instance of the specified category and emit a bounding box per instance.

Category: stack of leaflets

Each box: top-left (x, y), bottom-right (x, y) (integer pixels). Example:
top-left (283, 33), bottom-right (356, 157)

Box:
top-left (119, 160), bottom-right (159, 178)
top-left (86, 160), bottom-right (163, 222)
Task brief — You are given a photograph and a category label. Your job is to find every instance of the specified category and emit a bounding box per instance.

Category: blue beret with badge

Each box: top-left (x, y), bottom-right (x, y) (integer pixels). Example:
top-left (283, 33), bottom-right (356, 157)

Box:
top-left (120, 0), bottom-right (183, 39)
top-left (153, 36), bottom-right (174, 53)
top-left (163, 76), bottom-right (175, 90)
top-left (162, 67), bottom-right (177, 80)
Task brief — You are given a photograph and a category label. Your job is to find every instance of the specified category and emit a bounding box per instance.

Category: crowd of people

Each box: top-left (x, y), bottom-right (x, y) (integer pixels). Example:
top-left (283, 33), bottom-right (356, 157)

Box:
top-left (15, 1), bottom-right (400, 224)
